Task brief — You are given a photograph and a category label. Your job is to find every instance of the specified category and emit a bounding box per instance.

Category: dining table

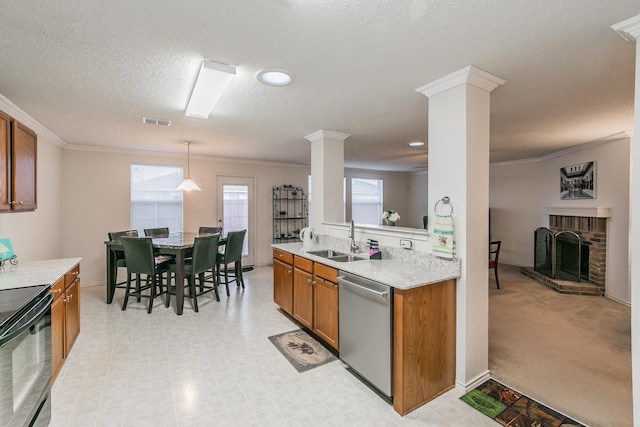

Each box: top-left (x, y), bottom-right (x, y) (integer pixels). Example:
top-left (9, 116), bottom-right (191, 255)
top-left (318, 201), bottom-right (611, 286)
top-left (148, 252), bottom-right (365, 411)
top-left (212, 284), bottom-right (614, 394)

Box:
top-left (105, 232), bottom-right (225, 315)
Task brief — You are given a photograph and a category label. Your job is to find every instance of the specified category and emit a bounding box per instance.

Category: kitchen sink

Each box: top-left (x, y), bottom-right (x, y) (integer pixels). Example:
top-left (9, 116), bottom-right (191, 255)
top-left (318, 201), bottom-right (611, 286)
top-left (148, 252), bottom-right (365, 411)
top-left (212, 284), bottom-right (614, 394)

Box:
top-left (306, 249), bottom-right (345, 258)
top-left (328, 255), bottom-right (366, 262)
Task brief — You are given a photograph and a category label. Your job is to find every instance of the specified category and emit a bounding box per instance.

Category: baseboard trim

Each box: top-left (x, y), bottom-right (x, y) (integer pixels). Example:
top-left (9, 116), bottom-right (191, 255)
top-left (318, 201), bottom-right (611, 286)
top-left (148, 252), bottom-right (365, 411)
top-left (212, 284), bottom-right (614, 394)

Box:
top-left (455, 370), bottom-right (491, 393)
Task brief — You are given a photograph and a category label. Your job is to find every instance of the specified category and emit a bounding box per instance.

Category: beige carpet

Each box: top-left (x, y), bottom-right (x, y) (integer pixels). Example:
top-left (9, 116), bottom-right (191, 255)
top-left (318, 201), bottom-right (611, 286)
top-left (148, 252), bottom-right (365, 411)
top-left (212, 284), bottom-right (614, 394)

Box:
top-left (489, 265), bottom-right (632, 427)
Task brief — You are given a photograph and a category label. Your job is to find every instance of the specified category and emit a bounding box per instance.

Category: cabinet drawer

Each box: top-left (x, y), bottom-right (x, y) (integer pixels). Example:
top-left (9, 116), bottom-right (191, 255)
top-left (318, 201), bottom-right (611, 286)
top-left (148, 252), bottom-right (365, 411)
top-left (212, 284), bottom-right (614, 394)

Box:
top-left (273, 249), bottom-right (293, 265)
top-left (51, 277), bottom-right (65, 302)
top-left (294, 256), bottom-right (313, 273)
top-left (65, 264), bottom-right (80, 287)
top-left (314, 263), bottom-right (338, 283)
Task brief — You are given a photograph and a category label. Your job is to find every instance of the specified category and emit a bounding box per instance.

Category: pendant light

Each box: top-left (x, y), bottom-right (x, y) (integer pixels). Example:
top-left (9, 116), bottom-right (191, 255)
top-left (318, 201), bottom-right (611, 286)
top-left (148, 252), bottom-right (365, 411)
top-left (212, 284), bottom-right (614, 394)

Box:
top-left (177, 141), bottom-right (201, 191)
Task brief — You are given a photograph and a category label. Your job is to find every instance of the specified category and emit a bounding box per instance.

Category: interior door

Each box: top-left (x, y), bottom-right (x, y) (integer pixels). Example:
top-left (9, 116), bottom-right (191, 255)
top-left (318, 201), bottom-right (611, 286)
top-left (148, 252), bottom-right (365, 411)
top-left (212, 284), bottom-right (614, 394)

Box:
top-left (216, 176), bottom-right (255, 266)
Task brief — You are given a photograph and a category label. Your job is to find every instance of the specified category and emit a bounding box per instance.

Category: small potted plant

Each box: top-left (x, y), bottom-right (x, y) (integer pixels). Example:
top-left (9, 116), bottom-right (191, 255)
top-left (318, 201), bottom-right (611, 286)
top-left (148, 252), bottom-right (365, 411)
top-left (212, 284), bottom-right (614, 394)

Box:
top-left (382, 210), bottom-right (400, 226)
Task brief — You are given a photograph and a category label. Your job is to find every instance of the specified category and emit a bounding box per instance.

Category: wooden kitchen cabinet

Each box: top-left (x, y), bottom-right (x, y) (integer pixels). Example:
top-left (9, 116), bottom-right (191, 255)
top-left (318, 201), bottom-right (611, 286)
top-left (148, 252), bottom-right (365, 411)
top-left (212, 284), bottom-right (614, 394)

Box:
top-left (50, 277), bottom-right (66, 383)
top-left (51, 263), bottom-right (81, 383)
top-left (272, 250), bottom-right (340, 350)
top-left (0, 109), bottom-right (37, 212)
top-left (393, 278), bottom-right (456, 415)
top-left (292, 256), bottom-right (314, 329)
top-left (313, 263), bottom-right (339, 350)
top-left (273, 258), bottom-right (293, 315)
top-left (64, 265), bottom-right (81, 354)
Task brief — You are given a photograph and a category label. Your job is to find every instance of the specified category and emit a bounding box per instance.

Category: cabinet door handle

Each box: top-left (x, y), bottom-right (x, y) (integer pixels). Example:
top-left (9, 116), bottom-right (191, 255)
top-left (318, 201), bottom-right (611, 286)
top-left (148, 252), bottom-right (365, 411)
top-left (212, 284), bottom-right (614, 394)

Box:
top-left (53, 289), bottom-right (62, 294)
top-left (18, 201), bottom-right (23, 205)
top-left (287, 270), bottom-right (292, 275)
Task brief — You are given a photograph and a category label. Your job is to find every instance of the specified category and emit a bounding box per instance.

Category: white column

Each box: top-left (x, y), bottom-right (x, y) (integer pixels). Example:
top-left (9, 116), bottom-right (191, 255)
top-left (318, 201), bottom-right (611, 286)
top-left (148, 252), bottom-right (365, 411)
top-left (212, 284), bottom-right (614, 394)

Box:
top-left (305, 130), bottom-right (351, 229)
top-left (416, 66), bottom-right (505, 391)
top-left (611, 15), bottom-right (640, 427)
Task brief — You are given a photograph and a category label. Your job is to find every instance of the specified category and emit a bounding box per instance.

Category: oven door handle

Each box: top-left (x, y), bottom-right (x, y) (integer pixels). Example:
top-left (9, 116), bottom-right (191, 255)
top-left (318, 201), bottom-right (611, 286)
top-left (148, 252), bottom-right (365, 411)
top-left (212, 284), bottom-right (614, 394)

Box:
top-left (0, 293), bottom-right (53, 346)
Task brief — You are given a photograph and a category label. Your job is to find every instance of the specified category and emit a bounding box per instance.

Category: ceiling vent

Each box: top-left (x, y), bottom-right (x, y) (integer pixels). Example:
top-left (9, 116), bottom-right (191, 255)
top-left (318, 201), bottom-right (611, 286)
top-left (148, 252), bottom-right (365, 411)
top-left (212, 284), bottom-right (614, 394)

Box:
top-left (142, 117), bottom-right (172, 126)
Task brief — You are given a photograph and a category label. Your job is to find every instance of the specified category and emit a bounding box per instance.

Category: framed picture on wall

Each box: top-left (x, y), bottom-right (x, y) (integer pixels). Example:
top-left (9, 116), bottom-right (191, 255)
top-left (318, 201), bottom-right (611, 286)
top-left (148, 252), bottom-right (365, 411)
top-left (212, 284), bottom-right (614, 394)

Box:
top-left (560, 161), bottom-right (596, 200)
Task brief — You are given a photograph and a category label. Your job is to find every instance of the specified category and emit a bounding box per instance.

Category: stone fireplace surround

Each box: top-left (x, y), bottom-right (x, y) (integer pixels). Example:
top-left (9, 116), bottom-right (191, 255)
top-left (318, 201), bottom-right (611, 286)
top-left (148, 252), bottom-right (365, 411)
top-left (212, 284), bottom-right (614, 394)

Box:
top-left (522, 207), bottom-right (609, 296)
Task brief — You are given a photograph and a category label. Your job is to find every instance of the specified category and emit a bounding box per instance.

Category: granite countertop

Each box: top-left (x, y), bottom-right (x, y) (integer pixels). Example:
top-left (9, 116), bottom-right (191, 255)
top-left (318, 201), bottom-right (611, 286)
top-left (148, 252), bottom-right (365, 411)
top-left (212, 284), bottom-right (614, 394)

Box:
top-left (272, 242), bottom-right (460, 290)
top-left (0, 258), bottom-right (82, 291)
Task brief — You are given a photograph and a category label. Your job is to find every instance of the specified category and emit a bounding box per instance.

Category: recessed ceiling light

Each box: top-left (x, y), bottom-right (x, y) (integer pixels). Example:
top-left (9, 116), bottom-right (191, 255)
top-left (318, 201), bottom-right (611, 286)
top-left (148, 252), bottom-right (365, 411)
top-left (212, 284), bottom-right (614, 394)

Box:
top-left (407, 141), bottom-right (425, 147)
top-left (257, 68), bottom-right (294, 86)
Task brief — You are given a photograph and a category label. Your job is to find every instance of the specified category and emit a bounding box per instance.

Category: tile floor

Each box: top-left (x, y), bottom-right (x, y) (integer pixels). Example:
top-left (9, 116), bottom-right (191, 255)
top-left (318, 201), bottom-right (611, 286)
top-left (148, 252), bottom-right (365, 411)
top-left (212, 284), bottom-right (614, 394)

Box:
top-left (51, 266), bottom-right (497, 427)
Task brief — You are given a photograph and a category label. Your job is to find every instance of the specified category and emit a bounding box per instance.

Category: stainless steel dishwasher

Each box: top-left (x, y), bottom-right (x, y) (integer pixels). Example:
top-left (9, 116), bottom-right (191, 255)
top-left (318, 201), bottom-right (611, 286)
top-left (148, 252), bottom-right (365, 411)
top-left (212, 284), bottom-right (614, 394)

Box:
top-left (338, 271), bottom-right (393, 399)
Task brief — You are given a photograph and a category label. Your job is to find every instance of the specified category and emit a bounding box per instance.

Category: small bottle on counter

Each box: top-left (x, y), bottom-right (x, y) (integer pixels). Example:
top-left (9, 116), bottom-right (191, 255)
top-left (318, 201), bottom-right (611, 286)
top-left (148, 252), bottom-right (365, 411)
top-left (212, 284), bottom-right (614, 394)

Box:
top-left (368, 239), bottom-right (381, 260)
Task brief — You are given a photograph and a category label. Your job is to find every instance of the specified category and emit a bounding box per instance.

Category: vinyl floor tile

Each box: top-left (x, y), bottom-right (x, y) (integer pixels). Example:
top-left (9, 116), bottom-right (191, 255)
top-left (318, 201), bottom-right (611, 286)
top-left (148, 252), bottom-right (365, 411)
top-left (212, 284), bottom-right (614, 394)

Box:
top-left (51, 266), bottom-right (474, 427)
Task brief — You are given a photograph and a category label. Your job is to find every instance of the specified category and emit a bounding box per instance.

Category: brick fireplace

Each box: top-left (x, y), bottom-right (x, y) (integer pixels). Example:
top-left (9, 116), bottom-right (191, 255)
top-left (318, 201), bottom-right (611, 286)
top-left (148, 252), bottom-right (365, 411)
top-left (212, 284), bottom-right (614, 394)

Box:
top-left (522, 207), bottom-right (610, 295)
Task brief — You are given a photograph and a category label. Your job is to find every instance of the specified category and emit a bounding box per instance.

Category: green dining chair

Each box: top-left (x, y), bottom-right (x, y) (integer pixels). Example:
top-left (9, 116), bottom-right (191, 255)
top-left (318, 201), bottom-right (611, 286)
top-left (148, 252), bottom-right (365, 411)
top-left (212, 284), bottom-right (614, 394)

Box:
top-left (167, 234), bottom-right (220, 312)
top-left (144, 227), bottom-right (169, 238)
top-left (198, 226), bottom-right (222, 235)
top-left (108, 230), bottom-right (139, 292)
top-left (216, 230), bottom-right (247, 296)
top-left (120, 237), bottom-right (171, 313)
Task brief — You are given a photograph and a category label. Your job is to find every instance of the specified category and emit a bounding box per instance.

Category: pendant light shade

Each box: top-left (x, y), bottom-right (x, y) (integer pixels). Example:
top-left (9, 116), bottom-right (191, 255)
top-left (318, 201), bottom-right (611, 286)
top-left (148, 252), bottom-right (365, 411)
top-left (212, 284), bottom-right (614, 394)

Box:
top-left (177, 141), bottom-right (201, 191)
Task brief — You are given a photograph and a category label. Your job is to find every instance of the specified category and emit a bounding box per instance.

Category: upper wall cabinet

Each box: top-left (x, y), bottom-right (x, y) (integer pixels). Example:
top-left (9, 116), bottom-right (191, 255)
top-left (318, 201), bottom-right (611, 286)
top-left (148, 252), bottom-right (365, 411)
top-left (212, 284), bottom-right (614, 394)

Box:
top-left (0, 110), bottom-right (37, 212)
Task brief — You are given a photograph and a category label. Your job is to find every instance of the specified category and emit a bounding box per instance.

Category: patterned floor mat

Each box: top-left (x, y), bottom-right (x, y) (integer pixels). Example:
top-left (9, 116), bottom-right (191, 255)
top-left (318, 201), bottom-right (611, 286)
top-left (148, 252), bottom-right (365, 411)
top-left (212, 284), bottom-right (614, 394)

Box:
top-left (461, 379), bottom-right (586, 426)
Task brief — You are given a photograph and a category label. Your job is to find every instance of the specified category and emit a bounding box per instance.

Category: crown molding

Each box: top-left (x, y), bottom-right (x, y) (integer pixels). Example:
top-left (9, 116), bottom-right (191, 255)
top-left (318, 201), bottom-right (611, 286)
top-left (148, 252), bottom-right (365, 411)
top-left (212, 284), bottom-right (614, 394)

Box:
top-left (63, 144), bottom-right (311, 168)
top-left (415, 65), bottom-right (505, 98)
top-left (490, 131), bottom-right (633, 166)
top-left (611, 14), bottom-right (640, 42)
top-left (0, 93), bottom-right (66, 147)
top-left (304, 129), bottom-right (351, 143)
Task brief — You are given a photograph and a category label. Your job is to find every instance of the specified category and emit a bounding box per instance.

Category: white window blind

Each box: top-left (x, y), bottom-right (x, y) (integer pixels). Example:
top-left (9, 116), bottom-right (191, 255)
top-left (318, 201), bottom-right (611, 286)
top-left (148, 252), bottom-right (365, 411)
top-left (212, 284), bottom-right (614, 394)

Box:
top-left (351, 178), bottom-right (383, 225)
top-left (131, 164), bottom-right (183, 234)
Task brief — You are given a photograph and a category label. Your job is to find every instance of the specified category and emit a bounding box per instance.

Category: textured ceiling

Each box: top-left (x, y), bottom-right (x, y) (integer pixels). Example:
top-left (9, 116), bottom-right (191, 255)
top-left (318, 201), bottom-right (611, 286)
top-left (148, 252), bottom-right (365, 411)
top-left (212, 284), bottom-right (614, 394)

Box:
top-left (0, 1), bottom-right (637, 171)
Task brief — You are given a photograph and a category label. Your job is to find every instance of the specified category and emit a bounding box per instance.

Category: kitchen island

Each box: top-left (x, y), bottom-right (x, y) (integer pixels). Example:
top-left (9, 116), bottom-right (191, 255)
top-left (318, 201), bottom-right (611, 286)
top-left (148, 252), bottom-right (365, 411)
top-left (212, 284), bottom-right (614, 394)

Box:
top-left (272, 242), bottom-right (459, 416)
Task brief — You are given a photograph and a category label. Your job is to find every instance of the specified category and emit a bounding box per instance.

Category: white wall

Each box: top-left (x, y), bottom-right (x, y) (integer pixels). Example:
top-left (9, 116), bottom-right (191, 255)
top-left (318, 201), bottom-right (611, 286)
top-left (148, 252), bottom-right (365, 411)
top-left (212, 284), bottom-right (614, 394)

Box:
top-left (489, 160), bottom-right (545, 266)
top-left (0, 96), bottom-right (63, 261)
top-left (61, 148), bottom-right (310, 286)
top-left (490, 136), bottom-right (631, 303)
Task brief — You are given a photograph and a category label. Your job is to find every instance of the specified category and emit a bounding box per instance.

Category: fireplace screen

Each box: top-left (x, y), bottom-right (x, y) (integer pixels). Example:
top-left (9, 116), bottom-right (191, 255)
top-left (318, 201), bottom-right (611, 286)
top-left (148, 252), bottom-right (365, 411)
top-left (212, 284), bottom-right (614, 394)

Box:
top-left (555, 231), bottom-right (581, 282)
top-left (534, 228), bottom-right (587, 283)
top-left (534, 227), bottom-right (553, 277)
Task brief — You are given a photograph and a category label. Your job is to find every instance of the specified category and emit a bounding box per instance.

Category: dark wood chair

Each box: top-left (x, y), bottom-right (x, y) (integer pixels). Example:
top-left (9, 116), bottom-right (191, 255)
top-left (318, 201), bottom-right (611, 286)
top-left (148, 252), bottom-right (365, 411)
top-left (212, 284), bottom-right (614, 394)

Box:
top-left (120, 237), bottom-right (171, 313)
top-left (108, 230), bottom-right (139, 291)
top-left (489, 241), bottom-right (502, 289)
top-left (144, 227), bottom-right (169, 238)
top-left (167, 234), bottom-right (220, 312)
top-left (199, 226), bottom-right (222, 235)
top-left (216, 230), bottom-right (247, 296)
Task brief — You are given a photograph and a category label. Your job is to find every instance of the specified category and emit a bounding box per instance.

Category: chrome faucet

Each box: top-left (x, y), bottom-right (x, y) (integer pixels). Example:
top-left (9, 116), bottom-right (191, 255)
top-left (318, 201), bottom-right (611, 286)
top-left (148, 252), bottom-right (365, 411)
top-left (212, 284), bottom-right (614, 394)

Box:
top-left (349, 220), bottom-right (360, 253)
